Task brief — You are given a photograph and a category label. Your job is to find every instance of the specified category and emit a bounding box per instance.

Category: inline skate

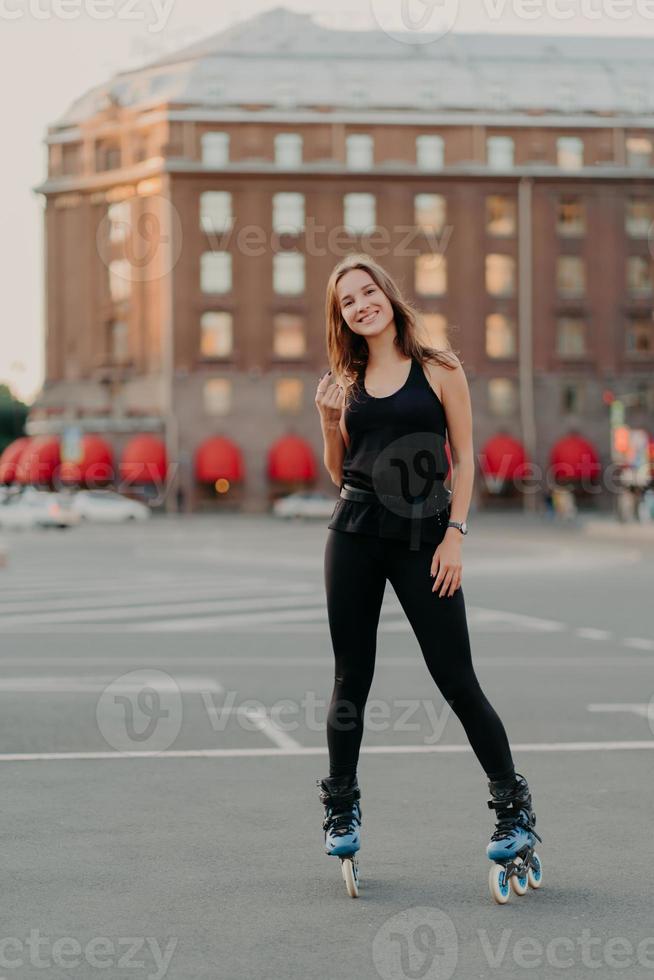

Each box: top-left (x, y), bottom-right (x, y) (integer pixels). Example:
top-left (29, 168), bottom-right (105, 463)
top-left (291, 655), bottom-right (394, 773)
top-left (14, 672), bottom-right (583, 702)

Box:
top-left (316, 773), bottom-right (362, 898)
top-left (486, 771), bottom-right (543, 904)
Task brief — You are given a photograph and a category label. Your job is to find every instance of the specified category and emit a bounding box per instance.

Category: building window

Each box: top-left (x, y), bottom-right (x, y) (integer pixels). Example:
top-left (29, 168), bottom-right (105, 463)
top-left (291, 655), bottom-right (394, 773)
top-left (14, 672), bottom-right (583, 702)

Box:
top-left (556, 256), bottom-right (585, 297)
top-left (109, 320), bottom-right (129, 363)
top-left (486, 196), bottom-right (516, 237)
top-left (96, 141), bottom-right (121, 172)
top-left (625, 198), bottom-right (654, 238)
top-left (62, 143), bottom-right (80, 175)
top-left (275, 378), bottom-right (303, 413)
top-left (486, 254), bottom-right (515, 297)
top-left (201, 252), bottom-right (232, 294)
top-left (203, 379), bottom-right (231, 415)
top-left (557, 197), bottom-right (585, 237)
top-left (488, 378), bottom-right (517, 417)
top-left (107, 201), bottom-right (131, 244)
top-left (201, 133), bottom-right (229, 166)
top-left (200, 312), bottom-right (233, 358)
top-left (344, 193), bottom-right (376, 234)
top-left (487, 136), bottom-right (514, 169)
top-left (416, 135), bottom-right (444, 170)
top-left (626, 136), bottom-right (652, 169)
top-left (414, 194), bottom-right (446, 235)
top-left (561, 380), bottom-right (585, 414)
top-left (557, 136), bottom-right (584, 170)
top-left (132, 134), bottom-right (149, 164)
top-left (486, 314), bottom-right (516, 358)
top-left (200, 192), bottom-right (233, 234)
top-left (272, 193), bottom-right (305, 234)
top-left (415, 255), bottom-right (447, 296)
top-left (273, 314), bottom-right (306, 358)
top-left (634, 380), bottom-right (654, 411)
top-left (556, 317), bottom-right (587, 357)
top-left (626, 319), bottom-right (653, 353)
top-left (420, 313), bottom-right (449, 350)
top-left (626, 256), bottom-right (653, 296)
top-left (109, 260), bottom-right (131, 303)
top-left (275, 133), bottom-right (303, 167)
top-left (346, 134), bottom-right (373, 170)
top-left (273, 253), bottom-right (305, 295)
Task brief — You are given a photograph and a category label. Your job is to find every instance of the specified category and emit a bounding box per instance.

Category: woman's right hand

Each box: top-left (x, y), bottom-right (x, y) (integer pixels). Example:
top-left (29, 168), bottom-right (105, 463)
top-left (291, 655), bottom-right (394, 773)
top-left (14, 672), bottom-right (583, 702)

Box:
top-left (315, 371), bottom-right (345, 428)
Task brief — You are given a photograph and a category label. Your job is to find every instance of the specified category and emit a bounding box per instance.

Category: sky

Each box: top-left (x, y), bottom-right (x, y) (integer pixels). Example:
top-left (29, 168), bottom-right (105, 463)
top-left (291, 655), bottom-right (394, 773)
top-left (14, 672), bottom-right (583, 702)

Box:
top-left (2, 0), bottom-right (654, 404)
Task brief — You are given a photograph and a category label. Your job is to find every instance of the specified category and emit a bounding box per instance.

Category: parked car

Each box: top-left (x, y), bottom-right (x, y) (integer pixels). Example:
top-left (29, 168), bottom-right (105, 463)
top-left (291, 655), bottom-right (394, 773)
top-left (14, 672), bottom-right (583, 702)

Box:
top-left (0, 488), bottom-right (80, 529)
top-left (272, 491), bottom-right (336, 519)
top-left (69, 489), bottom-right (151, 523)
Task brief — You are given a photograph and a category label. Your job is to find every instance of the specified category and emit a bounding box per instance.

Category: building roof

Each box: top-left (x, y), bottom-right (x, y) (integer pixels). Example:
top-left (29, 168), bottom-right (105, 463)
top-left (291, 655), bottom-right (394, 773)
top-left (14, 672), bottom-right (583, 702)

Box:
top-left (53, 5), bottom-right (654, 130)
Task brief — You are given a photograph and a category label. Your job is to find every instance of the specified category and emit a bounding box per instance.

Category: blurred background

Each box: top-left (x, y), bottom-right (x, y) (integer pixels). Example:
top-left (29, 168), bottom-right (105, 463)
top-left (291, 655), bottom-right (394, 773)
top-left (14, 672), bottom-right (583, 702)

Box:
top-left (0, 0), bottom-right (653, 523)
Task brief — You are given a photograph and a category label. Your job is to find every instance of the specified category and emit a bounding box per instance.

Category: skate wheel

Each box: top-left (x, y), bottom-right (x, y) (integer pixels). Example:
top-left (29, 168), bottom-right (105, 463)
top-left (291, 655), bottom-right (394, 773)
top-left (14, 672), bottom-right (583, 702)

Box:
top-left (341, 856), bottom-right (359, 898)
top-left (510, 859), bottom-right (529, 896)
top-left (528, 851), bottom-right (543, 889)
top-left (489, 863), bottom-right (510, 904)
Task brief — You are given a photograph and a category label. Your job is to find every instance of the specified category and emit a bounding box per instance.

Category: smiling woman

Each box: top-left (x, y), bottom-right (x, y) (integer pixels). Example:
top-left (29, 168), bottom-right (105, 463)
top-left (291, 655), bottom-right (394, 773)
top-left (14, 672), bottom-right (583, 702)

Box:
top-left (313, 252), bottom-right (543, 902)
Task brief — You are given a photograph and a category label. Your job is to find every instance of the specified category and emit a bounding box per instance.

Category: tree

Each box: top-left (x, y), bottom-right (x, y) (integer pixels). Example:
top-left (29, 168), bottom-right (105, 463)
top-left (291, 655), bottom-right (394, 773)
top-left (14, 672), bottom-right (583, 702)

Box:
top-left (0, 384), bottom-right (29, 455)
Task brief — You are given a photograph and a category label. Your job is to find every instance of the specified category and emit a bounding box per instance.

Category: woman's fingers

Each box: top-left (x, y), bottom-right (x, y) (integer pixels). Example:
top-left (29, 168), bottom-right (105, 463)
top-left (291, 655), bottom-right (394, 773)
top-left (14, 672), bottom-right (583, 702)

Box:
top-left (431, 556), bottom-right (462, 596)
top-left (435, 569), bottom-right (453, 596)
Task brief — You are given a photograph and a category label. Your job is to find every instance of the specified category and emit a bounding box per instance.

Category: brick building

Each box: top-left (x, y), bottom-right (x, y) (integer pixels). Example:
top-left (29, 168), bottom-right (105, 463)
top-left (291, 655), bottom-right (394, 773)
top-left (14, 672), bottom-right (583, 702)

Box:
top-left (27, 7), bottom-right (654, 511)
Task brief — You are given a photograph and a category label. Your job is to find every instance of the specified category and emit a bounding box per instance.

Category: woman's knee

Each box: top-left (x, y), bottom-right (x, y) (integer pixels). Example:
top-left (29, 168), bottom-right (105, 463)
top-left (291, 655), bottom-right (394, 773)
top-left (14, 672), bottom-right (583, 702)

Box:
top-left (434, 672), bottom-right (484, 712)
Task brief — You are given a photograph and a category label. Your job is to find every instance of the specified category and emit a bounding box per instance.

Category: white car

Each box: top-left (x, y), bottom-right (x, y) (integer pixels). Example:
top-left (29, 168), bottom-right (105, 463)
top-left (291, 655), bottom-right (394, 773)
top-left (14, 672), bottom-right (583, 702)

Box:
top-left (0, 488), bottom-right (80, 529)
top-left (272, 491), bottom-right (337, 520)
top-left (70, 490), bottom-right (151, 523)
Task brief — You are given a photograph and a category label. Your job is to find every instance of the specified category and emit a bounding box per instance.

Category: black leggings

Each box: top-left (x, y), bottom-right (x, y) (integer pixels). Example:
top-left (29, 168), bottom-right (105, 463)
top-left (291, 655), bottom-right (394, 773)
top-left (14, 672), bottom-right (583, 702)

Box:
top-left (324, 528), bottom-right (514, 781)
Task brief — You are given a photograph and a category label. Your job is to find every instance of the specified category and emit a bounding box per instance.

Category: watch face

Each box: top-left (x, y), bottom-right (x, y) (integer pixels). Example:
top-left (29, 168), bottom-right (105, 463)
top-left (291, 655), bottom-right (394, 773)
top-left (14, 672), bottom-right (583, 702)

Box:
top-left (461, 522), bottom-right (468, 534)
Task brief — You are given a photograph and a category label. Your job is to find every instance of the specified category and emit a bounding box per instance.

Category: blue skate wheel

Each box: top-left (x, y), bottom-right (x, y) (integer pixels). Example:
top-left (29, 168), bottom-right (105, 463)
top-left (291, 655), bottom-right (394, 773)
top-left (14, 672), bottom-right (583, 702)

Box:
top-left (489, 863), bottom-right (511, 904)
top-left (528, 852), bottom-right (543, 889)
top-left (511, 859), bottom-right (529, 896)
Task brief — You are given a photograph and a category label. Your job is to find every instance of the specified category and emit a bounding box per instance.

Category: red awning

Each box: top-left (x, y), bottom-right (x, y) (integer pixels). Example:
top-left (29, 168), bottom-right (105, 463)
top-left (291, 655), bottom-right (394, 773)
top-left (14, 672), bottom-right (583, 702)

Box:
top-left (195, 436), bottom-right (244, 484)
top-left (60, 435), bottom-right (114, 486)
top-left (479, 434), bottom-right (529, 481)
top-left (550, 434), bottom-right (601, 481)
top-left (119, 435), bottom-right (167, 484)
top-left (0, 437), bottom-right (32, 484)
top-left (267, 435), bottom-right (317, 482)
top-left (14, 437), bottom-right (60, 485)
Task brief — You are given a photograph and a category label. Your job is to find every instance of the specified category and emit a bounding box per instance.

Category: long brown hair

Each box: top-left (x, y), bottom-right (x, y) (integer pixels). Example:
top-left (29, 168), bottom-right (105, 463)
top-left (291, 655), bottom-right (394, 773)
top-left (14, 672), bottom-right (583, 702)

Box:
top-left (325, 253), bottom-right (460, 402)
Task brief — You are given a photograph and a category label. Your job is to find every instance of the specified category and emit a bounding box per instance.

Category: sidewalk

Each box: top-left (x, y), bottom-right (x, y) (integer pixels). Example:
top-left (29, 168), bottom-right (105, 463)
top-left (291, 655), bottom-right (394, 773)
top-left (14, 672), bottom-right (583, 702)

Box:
top-left (580, 515), bottom-right (654, 544)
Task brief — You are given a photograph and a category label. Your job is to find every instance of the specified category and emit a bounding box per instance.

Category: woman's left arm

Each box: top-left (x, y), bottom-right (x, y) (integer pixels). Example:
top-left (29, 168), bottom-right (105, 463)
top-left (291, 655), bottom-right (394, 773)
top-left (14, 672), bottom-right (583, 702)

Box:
top-left (428, 355), bottom-right (475, 597)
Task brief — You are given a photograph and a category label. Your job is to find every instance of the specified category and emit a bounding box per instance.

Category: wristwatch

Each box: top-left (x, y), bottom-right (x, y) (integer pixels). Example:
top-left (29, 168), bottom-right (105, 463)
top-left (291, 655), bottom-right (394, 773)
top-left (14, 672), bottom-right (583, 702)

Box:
top-left (446, 520), bottom-right (468, 535)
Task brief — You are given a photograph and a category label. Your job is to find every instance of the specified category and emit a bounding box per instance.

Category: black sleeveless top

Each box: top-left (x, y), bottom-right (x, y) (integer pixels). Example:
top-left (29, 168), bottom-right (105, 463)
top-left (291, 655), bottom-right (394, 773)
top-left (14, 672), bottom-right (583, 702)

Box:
top-left (327, 355), bottom-right (452, 547)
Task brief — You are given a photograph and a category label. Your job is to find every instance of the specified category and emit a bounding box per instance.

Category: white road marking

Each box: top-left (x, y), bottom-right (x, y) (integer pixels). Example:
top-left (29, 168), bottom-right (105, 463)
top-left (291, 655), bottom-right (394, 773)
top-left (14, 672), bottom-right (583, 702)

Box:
top-left (0, 676), bottom-right (223, 693)
top-left (623, 637), bottom-right (654, 651)
top-left (208, 705), bottom-right (302, 751)
top-left (0, 592), bottom-right (327, 628)
top-left (575, 628), bottom-right (612, 641)
top-left (0, 740), bottom-right (653, 763)
top-left (0, 582), bottom-right (316, 614)
top-left (587, 703), bottom-right (652, 719)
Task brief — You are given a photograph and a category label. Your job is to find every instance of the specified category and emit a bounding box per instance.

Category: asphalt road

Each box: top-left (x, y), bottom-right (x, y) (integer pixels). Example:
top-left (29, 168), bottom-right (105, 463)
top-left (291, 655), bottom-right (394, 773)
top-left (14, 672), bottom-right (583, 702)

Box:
top-left (0, 512), bottom-right (652, 980)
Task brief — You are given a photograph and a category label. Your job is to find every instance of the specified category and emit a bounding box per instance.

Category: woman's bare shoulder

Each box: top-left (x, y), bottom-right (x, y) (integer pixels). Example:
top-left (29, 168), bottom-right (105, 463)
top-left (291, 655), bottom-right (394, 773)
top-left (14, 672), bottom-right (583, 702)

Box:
top-left (421, 351), bottom-right (462, 402)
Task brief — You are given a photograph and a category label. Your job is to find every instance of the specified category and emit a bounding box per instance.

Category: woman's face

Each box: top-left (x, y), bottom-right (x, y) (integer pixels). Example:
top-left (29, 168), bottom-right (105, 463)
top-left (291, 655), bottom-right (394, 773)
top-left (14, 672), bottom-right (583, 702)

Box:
top-left (336, 269), bottom-right (394, 338)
